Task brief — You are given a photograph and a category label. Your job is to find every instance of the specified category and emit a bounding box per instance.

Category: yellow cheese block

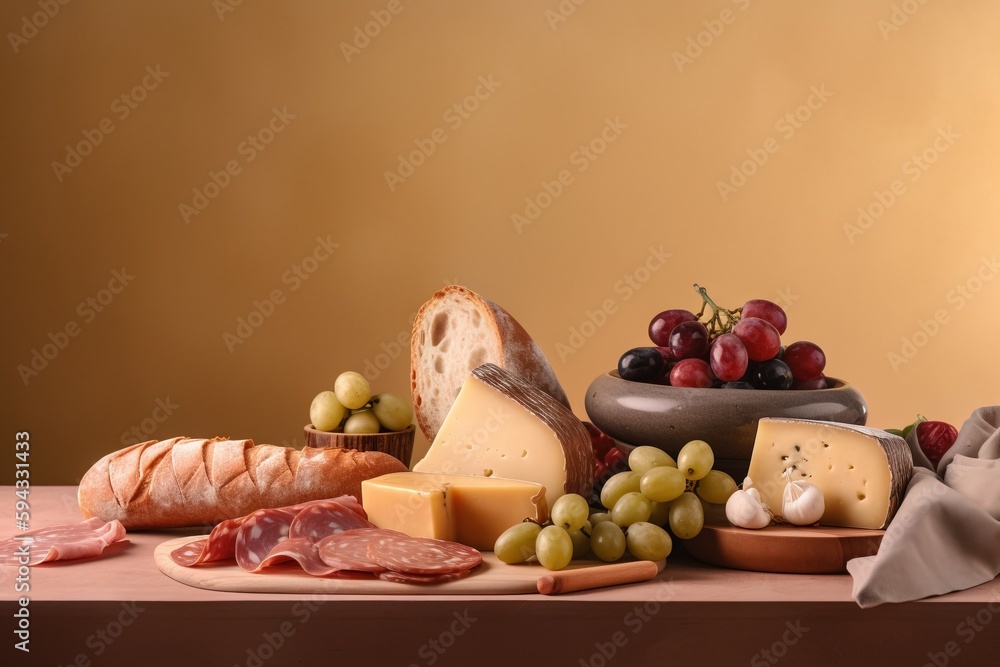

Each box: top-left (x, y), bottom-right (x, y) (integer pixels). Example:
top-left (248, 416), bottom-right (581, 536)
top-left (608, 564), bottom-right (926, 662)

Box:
top-left (412, 363), bottom-right (592, 511)
top-left (361, 471), bottom-right (548, 550)
top-left (747, 418), bottom-right (914, 529)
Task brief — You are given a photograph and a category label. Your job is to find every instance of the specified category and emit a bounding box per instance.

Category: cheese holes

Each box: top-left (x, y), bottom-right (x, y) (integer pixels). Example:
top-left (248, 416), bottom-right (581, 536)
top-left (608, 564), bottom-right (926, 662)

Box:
top-left (857, 492), bottom-right (866, 500)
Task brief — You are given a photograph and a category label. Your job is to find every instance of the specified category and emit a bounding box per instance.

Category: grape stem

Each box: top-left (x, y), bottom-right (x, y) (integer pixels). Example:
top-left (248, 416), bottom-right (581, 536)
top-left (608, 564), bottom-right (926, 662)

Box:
top-left (692, 284), bottom-right (741, 336)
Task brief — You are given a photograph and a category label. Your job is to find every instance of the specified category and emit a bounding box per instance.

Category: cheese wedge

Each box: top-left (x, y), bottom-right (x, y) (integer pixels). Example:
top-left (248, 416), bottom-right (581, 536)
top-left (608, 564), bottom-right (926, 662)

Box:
top-left (361, 471), bottom-right (547, 550)
top-left (412, 363), bottom-right (593, 511)
top-left (747, 418), bottom-right (913, 529)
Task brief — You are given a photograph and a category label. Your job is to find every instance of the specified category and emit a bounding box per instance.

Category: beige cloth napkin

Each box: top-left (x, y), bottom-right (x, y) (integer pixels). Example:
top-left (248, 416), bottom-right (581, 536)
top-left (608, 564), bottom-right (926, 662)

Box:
top-left (848, 406), bottom-right (1000, 608)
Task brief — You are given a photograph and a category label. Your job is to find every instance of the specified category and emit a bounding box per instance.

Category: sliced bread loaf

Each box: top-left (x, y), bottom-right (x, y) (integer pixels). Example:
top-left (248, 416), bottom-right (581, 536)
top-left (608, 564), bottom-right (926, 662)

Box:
top-left (410, 285), bottom-right (570, 440)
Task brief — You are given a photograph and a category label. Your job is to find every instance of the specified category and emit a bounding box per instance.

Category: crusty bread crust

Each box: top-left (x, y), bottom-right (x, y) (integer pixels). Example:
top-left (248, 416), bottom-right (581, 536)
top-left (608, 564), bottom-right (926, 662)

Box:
top-left (410, 285), bottom-right (570, 441)
top-left (77, 437), bottom-right (407, 529)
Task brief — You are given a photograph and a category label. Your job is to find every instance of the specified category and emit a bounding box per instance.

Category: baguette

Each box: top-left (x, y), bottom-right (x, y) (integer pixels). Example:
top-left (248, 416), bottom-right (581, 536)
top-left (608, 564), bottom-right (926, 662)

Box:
top-left (78, 437), bottom-right (407, 529)
top-left (410, 285), bottom-right (570, 441)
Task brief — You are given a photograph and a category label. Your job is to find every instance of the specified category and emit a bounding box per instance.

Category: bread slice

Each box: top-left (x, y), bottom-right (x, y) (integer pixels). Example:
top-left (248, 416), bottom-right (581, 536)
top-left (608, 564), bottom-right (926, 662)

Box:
top-left (410, 285), bottom-right (570, 440)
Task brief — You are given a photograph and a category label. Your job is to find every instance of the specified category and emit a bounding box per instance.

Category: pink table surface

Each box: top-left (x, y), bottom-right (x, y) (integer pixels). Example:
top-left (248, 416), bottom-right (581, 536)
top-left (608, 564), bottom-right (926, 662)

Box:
top-left (2, 487), bottom-right (999, 666)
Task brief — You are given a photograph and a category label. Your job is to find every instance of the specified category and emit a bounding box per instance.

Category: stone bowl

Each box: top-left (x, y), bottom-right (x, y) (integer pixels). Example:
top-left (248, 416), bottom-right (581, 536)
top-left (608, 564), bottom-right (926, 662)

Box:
top-left (303, 424), bottom-right (415, 468)
top-left (584, 371), bottom-right (867, 481)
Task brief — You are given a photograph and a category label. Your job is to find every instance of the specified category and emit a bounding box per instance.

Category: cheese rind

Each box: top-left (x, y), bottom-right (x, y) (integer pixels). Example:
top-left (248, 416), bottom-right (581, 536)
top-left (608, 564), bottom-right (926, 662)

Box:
top-left (412, 363), bottom-right (593, 511)
top-left (361, 471), bottom-right (547, 550)
top-left (747, 418), bottom-right (913, 530)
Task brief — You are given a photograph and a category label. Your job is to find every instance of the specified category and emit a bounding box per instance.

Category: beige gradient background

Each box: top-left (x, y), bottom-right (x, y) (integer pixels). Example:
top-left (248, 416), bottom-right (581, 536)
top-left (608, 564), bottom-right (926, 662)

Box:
top-left (2, 0), bottom-right (999, 486)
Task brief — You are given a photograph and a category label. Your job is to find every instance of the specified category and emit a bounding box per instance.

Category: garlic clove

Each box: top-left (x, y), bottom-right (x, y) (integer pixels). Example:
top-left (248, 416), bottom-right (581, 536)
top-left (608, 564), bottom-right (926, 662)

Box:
top-left (781, 479), bottom-right (825, 526)
top-left (725, 489), bottom-right (772, 529)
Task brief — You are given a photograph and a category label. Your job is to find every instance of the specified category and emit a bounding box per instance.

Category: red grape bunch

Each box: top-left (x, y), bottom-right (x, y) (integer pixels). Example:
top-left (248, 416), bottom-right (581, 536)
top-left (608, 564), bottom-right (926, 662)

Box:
top-left (618, 285), bottom-right (827, 390)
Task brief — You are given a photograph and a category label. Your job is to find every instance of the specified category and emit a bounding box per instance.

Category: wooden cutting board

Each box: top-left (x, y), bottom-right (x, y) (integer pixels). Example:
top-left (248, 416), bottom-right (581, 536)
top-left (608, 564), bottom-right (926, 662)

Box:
top-left (154, 536), bottom-right (665, 595)
top-left (682, 523), bottom-right (884, 574)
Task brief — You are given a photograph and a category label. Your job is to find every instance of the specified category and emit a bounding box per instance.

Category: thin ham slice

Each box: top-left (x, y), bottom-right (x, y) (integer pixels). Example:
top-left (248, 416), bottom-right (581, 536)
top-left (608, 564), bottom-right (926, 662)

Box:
top-left (0, 518), bottom-right (126, 566)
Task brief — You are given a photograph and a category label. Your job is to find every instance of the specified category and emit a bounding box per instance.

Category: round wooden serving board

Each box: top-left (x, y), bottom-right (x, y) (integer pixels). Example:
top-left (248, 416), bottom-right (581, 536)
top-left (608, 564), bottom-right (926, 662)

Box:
top-left (154, 536), bottom-right (665, 595)
top-left (682, 523), bottom-right (884, 574)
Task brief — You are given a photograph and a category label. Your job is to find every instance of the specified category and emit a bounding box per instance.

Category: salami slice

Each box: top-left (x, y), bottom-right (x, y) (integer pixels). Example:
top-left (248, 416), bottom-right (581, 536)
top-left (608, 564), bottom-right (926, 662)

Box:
top-left (368, 534), bottom-right (482, 575)
top-left (254, 537), bottom-right (340, 576)
top-left (316, 528), bottom-right (399, 573)
top-left (235, 507), bottom-right (300, 572)
top-left (288, 499), bottom-right (374, 542)
top-left (170, 538), bottom-right (208, 567)
top-left (379, 569), bottom-right (472, 585)
top-left (0, 518), bottom-right (126, 565)
top-left (170, 516), bottom-right (243, 567)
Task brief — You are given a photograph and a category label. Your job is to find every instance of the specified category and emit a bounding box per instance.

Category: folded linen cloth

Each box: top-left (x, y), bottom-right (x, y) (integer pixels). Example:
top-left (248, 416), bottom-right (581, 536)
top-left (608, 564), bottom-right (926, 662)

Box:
top-left (848, 407), bottom-right (1000, 607)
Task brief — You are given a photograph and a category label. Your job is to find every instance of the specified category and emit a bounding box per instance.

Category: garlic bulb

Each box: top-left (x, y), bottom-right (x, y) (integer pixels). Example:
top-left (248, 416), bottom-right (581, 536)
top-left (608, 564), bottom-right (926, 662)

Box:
top-left (725, 488), bottom-right (772, 529)
top-left (781, 468), bottom-right (825, 526)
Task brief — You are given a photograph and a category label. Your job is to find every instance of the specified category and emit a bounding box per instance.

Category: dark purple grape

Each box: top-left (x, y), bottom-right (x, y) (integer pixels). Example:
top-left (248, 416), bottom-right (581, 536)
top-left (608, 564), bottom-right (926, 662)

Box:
top-left (669, 358), bottom-right (712, 388)
top-left (709, 333), bottom-right (749, 382)
top-left (733, 317), bottom-right (781, 362)
top-left (783, 341), bottom-right (826, 380)
top-left (648, 309), bottom-right (697, 346)
top-left (618, 347), bottom-right (665, 383)
top-left (751, 359), bottom-right (793, 390)
top-left (742, 299), bottom-right (787, 335)
top-left (722, 381), bottom-right (755, 389)
top-left (668, 321), bottom-right (710, 360)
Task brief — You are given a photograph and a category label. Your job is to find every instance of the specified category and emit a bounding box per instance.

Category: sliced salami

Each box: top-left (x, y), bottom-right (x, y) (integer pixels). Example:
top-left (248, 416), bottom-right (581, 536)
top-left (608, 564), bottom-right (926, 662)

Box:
top-left (235, 507), bottom-right (300, 572)
top-left (288, 499), bottom-right (374, 542)
top-left (254, 537), bottom-right (340, 576)
top-left (368, 534), bottom-right (482, 575)
top-left (316, 528), bottom-right (399, 573)
top-left (0, 518), bottom-right (126, 566)
top-left (170, 516), bottom-right (243, 567)
top-left (379, 569), bottom-right (472, 585)
top-left (170, 538), bottom-right (208, 567)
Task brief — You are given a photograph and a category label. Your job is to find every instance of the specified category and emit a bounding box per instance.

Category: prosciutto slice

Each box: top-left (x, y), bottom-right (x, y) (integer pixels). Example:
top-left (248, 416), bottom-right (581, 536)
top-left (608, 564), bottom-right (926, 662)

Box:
top-left (0, 518), bottom-right (126, 566)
